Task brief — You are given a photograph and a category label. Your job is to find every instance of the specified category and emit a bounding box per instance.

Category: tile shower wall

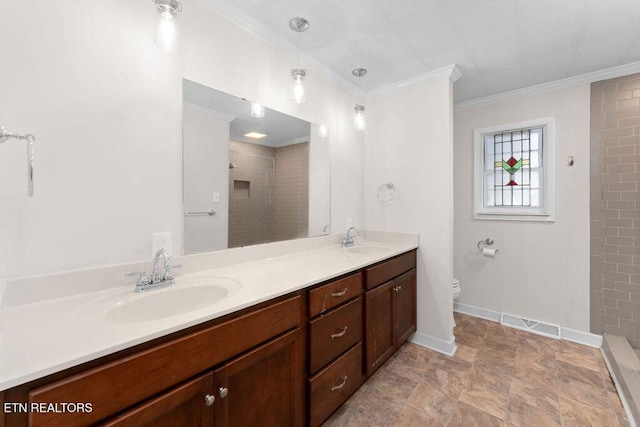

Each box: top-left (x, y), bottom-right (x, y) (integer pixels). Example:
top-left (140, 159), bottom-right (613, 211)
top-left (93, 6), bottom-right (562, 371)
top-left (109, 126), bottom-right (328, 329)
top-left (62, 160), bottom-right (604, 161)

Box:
top-left (275, 142), bottom-right (309, 241)
top-left (228, 140), bottom-right (276, 248)
top-left (590, 74), bottom-right (640, 347)
top-left (228, 140), bottom-right (309, 248)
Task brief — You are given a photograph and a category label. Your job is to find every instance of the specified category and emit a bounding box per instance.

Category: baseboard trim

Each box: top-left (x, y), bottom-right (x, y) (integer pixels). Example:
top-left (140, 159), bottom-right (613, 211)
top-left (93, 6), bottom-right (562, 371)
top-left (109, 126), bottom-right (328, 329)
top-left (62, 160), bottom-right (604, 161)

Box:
top-left (562, 327), bottom-right (603, 348)
top-left (454, 302), bottom-right (603, 348)
top-left (409, 331), bottom-right (457, 357)
top-left (454, 302), bottom-right (501, 322)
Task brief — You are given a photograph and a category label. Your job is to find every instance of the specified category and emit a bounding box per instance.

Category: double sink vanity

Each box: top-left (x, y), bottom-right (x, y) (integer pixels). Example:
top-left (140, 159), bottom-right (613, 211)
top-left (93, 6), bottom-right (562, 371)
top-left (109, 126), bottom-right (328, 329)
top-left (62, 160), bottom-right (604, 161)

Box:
top-left (0, 231), bottom-right (418, 426)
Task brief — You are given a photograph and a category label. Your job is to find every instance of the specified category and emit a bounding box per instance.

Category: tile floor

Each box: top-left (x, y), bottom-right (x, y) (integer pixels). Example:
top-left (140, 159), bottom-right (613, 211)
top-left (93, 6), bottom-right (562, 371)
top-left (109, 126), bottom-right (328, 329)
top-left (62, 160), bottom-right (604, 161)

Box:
top-left (323, 312), bottom-right (629, 426)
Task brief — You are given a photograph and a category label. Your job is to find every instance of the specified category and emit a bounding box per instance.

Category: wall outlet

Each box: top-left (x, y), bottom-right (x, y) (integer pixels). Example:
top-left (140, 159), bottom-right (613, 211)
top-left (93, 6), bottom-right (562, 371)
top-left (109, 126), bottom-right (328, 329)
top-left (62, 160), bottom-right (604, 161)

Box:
top-left (151, 232), bottom-right (172, 257)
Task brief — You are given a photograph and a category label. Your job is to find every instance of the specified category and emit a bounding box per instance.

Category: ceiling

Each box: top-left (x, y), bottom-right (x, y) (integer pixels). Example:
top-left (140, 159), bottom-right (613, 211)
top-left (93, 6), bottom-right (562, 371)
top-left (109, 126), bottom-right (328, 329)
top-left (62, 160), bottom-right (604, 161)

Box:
top-left (183, 79), bottom-right (311, 146)
top-left (200, 0), bottom-right (640, 103)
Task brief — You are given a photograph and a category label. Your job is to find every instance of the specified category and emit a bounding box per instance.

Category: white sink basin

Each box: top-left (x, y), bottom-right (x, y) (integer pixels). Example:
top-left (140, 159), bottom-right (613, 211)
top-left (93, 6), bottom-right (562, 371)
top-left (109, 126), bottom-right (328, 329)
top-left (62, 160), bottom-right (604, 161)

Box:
top-left (346, 244), bottom-right (389, 255)
top-left (73, 276), bottom-right (242, 324)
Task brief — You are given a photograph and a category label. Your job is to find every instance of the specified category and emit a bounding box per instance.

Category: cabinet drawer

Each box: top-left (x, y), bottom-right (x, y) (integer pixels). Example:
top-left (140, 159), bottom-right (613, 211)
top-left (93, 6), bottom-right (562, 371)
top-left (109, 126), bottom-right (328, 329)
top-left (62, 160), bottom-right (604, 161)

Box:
top-left (309, 272), bottom-right (362, 317)
top-left (308, 343), bottom-right (364, 427)
top-left (27, 295), bottom-right (302, 427)
top-left (309, 298), bottom-right (362, 374)
top-left (365, 250), bottom-right (416, 290)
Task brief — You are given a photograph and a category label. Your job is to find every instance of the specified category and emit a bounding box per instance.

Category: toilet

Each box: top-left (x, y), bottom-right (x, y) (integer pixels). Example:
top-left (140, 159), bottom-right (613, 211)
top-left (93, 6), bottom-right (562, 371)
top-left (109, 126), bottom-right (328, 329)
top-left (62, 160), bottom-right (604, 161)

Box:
top-left (452, 278), bottom-right (461, 327)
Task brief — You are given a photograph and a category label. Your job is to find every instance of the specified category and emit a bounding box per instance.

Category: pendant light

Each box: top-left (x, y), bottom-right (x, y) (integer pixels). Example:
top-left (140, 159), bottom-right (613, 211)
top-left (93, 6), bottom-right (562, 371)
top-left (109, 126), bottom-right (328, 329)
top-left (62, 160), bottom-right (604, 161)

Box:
top-left (352, 68), bottom-right (368, 131)
top-left (152, 0), bottom-right (183, 51)
top-left (250, 102), bottom-right (265, 118)
top-left (289, 17), bottom-right (309, 104)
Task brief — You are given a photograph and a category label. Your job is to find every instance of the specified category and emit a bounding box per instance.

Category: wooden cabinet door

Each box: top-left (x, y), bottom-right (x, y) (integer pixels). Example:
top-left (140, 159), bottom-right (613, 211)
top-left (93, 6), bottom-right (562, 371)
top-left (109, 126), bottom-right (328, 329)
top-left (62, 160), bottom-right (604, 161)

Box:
top-left (100, 372), bottom-right (214, 427)
top-left (365, 280), bottom-right (396, 377)
top-left (395, 268), bottom-right (417, 346)
top-left (213, 328), bottom-right (304, 427)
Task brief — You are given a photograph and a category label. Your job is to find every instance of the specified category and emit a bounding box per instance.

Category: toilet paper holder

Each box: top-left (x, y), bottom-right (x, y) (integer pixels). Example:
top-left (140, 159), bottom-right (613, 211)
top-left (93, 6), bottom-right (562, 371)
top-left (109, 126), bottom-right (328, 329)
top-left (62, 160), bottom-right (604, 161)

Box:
top-left (477, 238), bottom-right (494, 251)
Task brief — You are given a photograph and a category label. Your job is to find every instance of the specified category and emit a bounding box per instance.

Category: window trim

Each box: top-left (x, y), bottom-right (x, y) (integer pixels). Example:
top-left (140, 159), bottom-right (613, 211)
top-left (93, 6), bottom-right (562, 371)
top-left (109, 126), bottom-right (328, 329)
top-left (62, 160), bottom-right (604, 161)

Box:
top-left (473, 117), bottom-right (556, 222)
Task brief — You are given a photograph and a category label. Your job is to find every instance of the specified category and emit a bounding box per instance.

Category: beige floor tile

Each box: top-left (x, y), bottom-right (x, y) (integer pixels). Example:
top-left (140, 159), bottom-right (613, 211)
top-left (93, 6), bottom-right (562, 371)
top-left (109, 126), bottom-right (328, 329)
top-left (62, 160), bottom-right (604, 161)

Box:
top-left (366, 367), bottom-right (419, 402)
top-left (323, 313), bottom-right (629, 427)
top-left (449, 401), bottom-right (504, 427)
top-left (458, 382), bottom-right (510, 420)
top-left (407, 382), bottom-right (460, 419)
top-left (467, 364), bottom-right (512, 394)
top-left (347, 387), bottom-right (404, 426)
top-left (518, 333), bottom-right (558, 357)
top-left (452, 343), bottom-right (478, 364)
top-left (509, 379), bottom-right (560, 414)
top-left (454, 331), bottom-right (485, 349)
top-left (323, 404), bottom-right (383, 427)
top-left (513, 358), bottom-right (558, 391)
top-left (506, 398), bottom-right (561, 427)
top-left (515, 347), bottom-right (557, 370)
top-left (609, 391), bottom-right (630, 426)
top-left (557, 360), bottom-right (605, 389)
top-left (559, 396), bottom-right (620, 426)
top-left (556, 350), bottom-right (603, 373)
top-left (391, 405), bottom-right (448, 427)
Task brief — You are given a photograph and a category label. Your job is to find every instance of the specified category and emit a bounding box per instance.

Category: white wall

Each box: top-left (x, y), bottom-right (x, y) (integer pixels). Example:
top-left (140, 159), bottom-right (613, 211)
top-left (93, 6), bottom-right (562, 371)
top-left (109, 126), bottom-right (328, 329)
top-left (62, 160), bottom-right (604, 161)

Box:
top-left (0, 0), bottom-right (364, 278)
top-left (365, 77), bottom-right (455, 344)
top-left (453, 85), bottom-right (591, 331)
top-left (182, 106), bottom-right (229, 254)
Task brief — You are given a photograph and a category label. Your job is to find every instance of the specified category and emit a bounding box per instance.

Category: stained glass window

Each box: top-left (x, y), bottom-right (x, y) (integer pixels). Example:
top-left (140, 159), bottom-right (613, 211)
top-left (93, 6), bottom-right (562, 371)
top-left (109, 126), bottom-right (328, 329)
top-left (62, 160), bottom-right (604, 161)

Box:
top-left (483, 126), bottom-right (544, 208)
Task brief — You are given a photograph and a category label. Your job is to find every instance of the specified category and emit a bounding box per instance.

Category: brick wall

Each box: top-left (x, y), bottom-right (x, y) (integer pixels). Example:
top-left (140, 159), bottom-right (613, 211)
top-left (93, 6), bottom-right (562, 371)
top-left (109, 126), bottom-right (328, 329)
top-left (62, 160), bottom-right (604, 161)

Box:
top-left (590, 74), bottom-right (640, 347)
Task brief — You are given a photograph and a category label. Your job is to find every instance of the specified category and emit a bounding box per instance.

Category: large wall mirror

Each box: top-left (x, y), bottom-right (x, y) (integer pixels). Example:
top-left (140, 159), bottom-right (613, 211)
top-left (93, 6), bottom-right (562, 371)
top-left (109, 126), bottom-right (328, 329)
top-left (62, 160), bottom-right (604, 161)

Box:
top-left (182, 79), bottom-right (331, 254)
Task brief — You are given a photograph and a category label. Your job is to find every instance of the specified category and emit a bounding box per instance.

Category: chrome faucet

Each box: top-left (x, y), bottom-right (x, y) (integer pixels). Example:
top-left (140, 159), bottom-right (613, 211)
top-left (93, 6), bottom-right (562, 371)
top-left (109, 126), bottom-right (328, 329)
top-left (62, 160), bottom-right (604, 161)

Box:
top-left (341, 226), bottom-right (360, 247)
top-left (125, 248), bottom-right (181, 293)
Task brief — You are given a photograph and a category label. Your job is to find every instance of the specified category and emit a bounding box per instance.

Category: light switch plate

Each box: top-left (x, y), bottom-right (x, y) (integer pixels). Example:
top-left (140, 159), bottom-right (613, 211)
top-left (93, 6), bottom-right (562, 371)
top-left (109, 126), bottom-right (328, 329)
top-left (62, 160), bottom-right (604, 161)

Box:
top-left (151, 232), bottom-right (172, 257)
top-left (213, 191), bottom-right (220, 203)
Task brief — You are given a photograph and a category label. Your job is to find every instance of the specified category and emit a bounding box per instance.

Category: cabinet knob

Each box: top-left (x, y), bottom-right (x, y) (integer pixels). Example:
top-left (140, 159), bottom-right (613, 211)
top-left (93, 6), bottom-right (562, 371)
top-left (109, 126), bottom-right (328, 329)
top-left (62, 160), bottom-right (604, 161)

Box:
top-left (219, 387), bottom-right (229, 398)
top-left (331, 376), bottom-right (348, 392)
top-left (204, 394), bottom-right (215, 406)
top-left (330, 326), bottom-right (348, 339)
top-left (393, 286), bottom-right (399, 292)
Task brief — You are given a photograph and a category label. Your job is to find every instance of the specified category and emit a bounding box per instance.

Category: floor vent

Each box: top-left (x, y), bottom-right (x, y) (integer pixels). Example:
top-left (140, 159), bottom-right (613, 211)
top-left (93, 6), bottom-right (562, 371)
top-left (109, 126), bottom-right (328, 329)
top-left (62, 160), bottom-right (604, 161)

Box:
top-left (500, 313), bottom-right (561, 340)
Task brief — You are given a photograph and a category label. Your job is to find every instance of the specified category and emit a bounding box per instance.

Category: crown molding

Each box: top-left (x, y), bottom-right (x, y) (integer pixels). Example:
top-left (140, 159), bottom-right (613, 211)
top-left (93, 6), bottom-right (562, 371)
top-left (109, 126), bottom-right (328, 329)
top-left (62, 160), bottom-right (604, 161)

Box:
top-left (454, 61), bottom-right (640, 112)
top-left (366, 64), bottom-right (462, 100)
top-left (196, 0), bottom-right (361, 97)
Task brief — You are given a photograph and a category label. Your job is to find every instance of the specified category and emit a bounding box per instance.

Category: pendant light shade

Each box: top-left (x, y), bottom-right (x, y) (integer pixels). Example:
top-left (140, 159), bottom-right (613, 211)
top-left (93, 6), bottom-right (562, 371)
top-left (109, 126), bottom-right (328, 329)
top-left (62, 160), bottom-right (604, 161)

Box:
top-left (291, 69), bottom-right (307, 104)
top-left (289, 17), bottom-right (310, 104)
top-left (251, 102), bottom-right (265, 118)
top-left (352, 68), bottom-right (368, 131)
top-left (354, 105), bottom-right (366, 131)
top-left (153, 0), bottom-right (182, 51)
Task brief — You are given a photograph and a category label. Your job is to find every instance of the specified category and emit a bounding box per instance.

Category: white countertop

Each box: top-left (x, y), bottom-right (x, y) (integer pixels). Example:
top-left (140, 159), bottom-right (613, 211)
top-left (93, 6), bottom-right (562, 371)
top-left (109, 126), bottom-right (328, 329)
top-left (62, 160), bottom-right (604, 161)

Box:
top-left (0, 231), bottom-right (418, 391)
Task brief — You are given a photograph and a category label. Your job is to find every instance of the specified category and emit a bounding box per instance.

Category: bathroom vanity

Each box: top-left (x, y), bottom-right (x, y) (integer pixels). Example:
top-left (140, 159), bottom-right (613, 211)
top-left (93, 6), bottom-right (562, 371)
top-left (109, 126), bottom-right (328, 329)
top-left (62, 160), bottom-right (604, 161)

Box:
top-left (0, 234), bottom-right (417, 426)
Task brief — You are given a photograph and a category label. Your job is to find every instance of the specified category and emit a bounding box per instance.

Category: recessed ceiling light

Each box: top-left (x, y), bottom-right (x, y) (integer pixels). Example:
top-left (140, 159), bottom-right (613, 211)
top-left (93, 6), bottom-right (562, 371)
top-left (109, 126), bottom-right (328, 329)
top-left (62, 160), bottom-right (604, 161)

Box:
top-left (244, 131), bottom-right (267, 139)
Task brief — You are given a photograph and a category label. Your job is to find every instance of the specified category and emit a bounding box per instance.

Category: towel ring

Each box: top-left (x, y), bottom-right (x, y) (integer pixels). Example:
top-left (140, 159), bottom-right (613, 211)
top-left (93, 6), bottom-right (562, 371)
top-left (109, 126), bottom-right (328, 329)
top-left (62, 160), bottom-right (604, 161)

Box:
top-left (377, 182), bottom-right (397, 203)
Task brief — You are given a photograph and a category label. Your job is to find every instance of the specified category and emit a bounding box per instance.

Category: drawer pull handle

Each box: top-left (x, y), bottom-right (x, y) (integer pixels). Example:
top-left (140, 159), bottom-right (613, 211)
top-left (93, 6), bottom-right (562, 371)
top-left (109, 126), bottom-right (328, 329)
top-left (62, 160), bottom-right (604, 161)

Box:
top-left (331, 326), bottom-right (348, 338)
top-left (331, 376), bottom-right (348, 392)
top-left (204, 394), bottom-right (215, 406)
top-left (331, 288), bottom-right (348, 298)
top-left (219, 387), bottom-right (229, 398)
